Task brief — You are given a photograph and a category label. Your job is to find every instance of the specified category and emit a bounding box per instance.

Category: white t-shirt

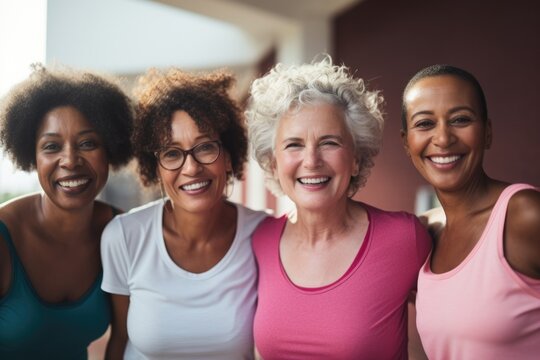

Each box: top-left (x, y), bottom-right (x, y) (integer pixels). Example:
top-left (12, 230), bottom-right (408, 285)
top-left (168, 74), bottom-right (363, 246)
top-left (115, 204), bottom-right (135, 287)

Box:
top-left (101, 200), bottom-right (267, 360)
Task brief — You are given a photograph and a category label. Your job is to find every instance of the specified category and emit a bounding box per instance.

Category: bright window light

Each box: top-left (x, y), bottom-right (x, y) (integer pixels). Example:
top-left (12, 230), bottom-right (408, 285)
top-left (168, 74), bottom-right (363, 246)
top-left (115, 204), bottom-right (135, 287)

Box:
top-left (0, 0), bottom-right (47, 196)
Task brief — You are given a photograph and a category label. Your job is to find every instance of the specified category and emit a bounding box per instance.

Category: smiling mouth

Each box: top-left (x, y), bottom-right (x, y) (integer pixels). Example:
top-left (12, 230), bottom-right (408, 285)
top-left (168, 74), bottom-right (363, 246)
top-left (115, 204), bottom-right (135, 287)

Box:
top-left (298, 177), bottom-right (330, 185)
top-left (429, 155), bottom-right (462, 164)
top-left (181, 180), bottom-right (211, 191)
top-left (58, 178), bottom-right (90, 188)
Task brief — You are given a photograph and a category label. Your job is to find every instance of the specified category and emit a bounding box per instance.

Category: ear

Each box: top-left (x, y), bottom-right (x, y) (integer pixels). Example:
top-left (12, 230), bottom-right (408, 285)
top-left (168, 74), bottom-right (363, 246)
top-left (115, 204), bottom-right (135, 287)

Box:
top-left (484, 119), bottom-right (493, 150)
top-left (352, 157), bottom-right (360, 177)
top-left (224, 151), bottom-right (233, 172)
top-left (270, 157), bottom-right (279, 180)
top-left (155, 165), bottom-right (162, 182)
top-left (400, 129), bottom-right (411, 157)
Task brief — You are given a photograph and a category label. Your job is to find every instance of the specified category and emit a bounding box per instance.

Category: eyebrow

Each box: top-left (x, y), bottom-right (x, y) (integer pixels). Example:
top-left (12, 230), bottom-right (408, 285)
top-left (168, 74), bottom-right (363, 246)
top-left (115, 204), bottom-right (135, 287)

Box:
top-left (281, 134), bottom-right (344, 143)
top-left (320, 135), bottom-right (343, 142)
top-left (168, 135), bottom-right (213, 146)
top-left (411, 106), bottom-right (477, 120)
top-left (39, 129), bottom-right (98, 139)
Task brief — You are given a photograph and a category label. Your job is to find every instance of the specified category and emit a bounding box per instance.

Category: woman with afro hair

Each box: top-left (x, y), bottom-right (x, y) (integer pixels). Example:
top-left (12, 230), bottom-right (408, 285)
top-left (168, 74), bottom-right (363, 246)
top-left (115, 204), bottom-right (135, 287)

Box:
top-left (100, 68), bottom-right (267, 359)
top-left (0, 65), bottom-right (134, 359)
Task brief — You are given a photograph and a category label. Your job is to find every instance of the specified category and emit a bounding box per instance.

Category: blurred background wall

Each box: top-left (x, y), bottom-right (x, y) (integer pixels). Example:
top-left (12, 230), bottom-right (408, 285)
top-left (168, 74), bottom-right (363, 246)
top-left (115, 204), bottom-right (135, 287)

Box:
top-left (1, 0), bottom-right (539, 215)
top-left (334, 0), bottom-right (540, 213)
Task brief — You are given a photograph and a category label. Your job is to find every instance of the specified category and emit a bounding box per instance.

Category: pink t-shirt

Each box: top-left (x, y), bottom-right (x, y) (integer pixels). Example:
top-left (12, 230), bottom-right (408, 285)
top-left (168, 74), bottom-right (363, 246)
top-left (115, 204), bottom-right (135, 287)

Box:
top-left (253, 203), bottom-right (431, 359)
top-left (417, 184), bottom-right (540, 360)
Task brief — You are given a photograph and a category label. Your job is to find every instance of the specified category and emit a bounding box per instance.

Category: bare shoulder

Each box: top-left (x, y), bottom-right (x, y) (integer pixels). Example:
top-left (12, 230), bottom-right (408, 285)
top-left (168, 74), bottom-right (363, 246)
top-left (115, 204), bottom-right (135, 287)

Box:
top-left (418, 206), bottom-right (446, 240)
top-left (507, 188), bottom-right (540, 223)
top-left (0, 194), bottom-right (39, 294)
top-left (506, 188), bottom-right (540, 238)
top-left (505, 188), bottom-right (540, 277)
top-left (93, 200), bottom-right (121, 230)
top-left (0, 193), bottom-right (39, 227)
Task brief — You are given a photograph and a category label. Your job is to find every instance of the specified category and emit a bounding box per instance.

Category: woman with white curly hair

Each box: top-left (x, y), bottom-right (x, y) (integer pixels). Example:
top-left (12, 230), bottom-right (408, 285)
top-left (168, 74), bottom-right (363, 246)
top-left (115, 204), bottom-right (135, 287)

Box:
top-left (246, 57), bottom-right (431, 359)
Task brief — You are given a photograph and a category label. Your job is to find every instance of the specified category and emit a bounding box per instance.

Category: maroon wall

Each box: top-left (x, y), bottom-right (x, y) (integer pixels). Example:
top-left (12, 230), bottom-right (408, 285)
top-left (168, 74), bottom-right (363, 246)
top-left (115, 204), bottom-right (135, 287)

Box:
top-left (334, 0), bottom-right (540, 212)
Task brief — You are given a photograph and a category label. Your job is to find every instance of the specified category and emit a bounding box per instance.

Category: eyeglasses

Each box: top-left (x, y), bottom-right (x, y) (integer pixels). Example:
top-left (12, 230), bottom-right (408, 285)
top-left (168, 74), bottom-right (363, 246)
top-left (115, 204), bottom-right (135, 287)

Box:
top-left (155, 140), bottom-right (221, 171)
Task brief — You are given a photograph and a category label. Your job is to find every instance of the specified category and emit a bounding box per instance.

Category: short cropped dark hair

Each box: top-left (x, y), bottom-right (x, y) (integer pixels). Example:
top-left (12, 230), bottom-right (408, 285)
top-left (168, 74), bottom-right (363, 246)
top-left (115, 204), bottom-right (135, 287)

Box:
top-left (0, 65), bottom-right (134, 171)
top-left (401, 64), bottom-right (488, 131)
top-left (132, 68), bottom-right (247, 186)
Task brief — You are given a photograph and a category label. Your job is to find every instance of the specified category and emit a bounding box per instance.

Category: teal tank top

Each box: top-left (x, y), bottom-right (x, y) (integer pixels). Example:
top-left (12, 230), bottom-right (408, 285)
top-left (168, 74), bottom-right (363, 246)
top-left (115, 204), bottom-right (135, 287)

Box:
top-left (0, 221), bottom-right (110, 359)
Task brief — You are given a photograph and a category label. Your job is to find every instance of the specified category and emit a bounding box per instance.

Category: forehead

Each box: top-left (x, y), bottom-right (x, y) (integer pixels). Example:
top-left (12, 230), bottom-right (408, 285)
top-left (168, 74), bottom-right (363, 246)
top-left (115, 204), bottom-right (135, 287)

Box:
top-left (38, 106), bottom-right (93, 134)
top-left (169, 110), bottom-right (214, 144)
top-left (405, 75), bottom-right (480, 113)
top-left (277, 103), bottom-right (349, 136)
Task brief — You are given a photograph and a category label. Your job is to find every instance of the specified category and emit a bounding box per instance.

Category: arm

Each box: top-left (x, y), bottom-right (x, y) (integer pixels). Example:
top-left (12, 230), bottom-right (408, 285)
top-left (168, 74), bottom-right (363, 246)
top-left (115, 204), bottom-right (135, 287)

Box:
top-left (504, 189), bottom-right (540, 278)
top-left (407, 215), bottom-right (432, 359)
top-left (100, 217), bottom-right (131, 359)
top-left (407, 292), bottom-right (428, 360)
top-left (0, 233), bottom-right (10, 296)
top-left (254, 346), bottom-right (263, 360)
top-left (105, 294), bottom-right (130, 360)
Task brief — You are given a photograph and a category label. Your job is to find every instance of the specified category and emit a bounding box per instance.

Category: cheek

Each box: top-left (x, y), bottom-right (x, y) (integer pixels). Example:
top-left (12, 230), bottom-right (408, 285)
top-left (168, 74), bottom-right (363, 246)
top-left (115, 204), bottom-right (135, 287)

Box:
top-left (405, 133), bottom-right (425, 155)
top-left (35, 156), bottom-right (53, 179)
top-left (91, 153), bottom-right (110, 177)
top-left (157, 167), bottom-right (176, 188)
top-left (323, 150), bottom-right (354, 171)
top-left (274, 153), bottom-right (297, 179)
top-left (464, 131), bottom-right (484, 149)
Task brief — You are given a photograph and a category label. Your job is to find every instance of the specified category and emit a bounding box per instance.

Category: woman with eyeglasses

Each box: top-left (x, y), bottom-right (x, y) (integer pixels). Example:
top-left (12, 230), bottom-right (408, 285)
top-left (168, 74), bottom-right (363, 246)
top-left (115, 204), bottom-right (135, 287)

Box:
top-left (100, 68), bottom-right (267, 359)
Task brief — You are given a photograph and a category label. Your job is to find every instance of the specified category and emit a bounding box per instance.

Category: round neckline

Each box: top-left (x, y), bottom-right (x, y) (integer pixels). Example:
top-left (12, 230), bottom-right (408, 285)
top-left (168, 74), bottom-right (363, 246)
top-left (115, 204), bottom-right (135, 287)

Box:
top-left (277, 205), bottom-right (373, 294)
top-left (155, 201), bottom-right (243, 280)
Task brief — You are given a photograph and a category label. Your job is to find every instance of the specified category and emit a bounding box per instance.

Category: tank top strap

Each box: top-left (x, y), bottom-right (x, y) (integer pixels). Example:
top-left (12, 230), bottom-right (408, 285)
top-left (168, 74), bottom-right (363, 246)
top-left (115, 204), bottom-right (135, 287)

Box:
top-left (0, 220), bottom-right (30, 305)
top-left (489, 184), bottom-right (537, 238)
top-left (0, 220), bottom-right (21, 269)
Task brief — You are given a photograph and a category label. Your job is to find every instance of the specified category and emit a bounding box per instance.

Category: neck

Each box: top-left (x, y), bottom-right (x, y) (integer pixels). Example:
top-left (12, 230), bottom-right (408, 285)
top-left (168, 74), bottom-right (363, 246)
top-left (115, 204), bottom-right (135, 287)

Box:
top-left (435, 172), bottom-right (503, 224)
top-left (164, 199), bottom-right (235, 245)
top-left (37, 193), bottom-right (96, 241)
top-left (292, 198), bottom-right (361, 245)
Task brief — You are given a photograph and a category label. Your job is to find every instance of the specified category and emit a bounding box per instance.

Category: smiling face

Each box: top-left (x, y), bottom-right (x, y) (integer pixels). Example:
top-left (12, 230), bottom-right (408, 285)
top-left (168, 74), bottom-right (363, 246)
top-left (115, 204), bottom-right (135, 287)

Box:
top-left (402, 75), bottom-right (491, 193)
top-left (157, 110), bottom-right (231, 214)
top-left (272, 103), bottom-right (359, 212)
top-left (35, 106), bottom-right (109, 210)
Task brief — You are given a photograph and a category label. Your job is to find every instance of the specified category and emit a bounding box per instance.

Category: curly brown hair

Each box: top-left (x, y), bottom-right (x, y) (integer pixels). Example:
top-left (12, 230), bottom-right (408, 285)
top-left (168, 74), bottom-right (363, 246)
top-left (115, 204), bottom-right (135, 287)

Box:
top-left (0, 64), bottom-right (134, 171)
top-left (132, 68), bottom-right (248, 186)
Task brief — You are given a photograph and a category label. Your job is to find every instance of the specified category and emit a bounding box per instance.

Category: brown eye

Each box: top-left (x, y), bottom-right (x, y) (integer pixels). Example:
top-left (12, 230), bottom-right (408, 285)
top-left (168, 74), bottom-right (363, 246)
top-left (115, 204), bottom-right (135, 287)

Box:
top-left (79, 140), bottom-right (98, 149)
top-left (415, 120), bottom-right (435, 129)
top-left (162, 148), bottom-right (183, 159)
top-left (42, 142), bottom-right (60, 152)
top-left (451, 117), bottom-right (471, 126)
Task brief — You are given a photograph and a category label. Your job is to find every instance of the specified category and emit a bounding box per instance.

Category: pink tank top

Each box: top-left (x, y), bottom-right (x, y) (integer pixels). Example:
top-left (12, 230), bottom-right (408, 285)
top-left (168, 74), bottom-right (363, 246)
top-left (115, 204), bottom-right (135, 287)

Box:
top-left (417, 184), bottom-right (540, 360)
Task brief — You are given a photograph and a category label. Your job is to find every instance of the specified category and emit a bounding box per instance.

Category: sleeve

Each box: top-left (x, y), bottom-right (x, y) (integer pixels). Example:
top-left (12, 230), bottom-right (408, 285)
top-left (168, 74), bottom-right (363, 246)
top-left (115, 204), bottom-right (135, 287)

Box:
top-left (413, 216), bottom-right (432, 269)
top-left (100, 217), bottom-right (131, 295)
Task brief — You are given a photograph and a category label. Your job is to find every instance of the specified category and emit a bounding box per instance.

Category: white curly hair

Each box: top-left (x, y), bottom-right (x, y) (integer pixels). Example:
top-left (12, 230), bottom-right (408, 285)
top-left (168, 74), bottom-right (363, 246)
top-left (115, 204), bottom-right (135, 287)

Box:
top-left (245, 55), bottom-right (384, 196)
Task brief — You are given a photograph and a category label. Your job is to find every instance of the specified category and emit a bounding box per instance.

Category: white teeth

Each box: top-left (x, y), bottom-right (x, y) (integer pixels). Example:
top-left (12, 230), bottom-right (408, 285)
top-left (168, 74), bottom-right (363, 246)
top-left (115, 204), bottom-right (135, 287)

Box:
top-left (58, 179), bottom-right (89, 188)
top-left (299, 177), bottom-right (329, 184)
top-left (430, 155), bottom-right (461, 164)
top-left (182, 181), bottom-right (210, 191)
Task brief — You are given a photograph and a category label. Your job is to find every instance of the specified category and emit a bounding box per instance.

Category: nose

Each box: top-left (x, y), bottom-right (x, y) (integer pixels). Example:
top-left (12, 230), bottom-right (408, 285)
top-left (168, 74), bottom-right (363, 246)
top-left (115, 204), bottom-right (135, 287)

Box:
top-left (303, 145), bottom-right (322, 169)
top-left (59, 146), bottom-right (82, 169)
top-left (181, 153), bottom-right (202, 175)
top-left (432, 123), bottom-right (455, 148)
